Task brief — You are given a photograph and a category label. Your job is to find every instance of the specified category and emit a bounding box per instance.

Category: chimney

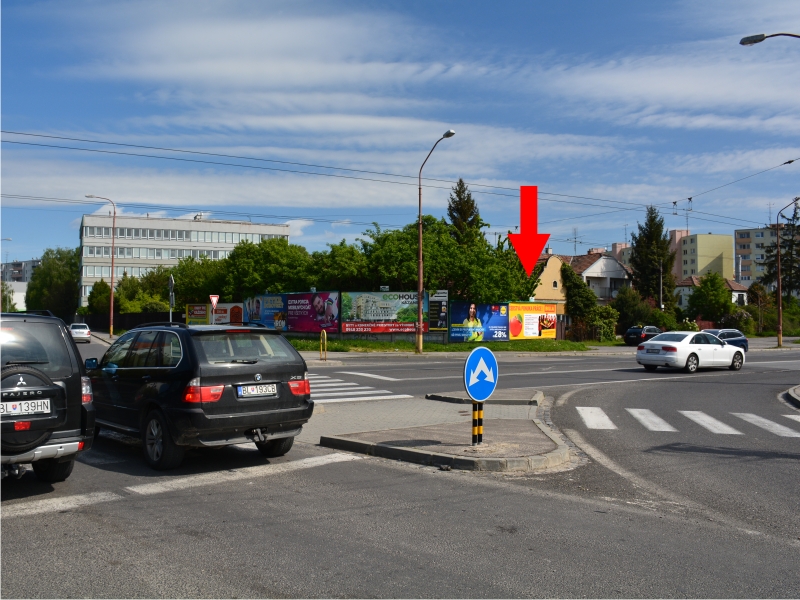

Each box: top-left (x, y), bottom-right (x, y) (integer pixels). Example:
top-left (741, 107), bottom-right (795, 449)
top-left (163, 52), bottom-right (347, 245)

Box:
top-left (544, 246), bottom-right (553, 255)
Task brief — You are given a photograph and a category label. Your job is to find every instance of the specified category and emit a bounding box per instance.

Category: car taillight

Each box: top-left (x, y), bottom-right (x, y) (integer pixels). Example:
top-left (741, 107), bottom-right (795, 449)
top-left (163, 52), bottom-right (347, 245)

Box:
top-left (81, 376), bottom-right (93, 404)
top-left (14, 421), bottom-right (31, 431)
top-left (640, 332), bottom-right (646, 338)
top-left (662, 346), bottom-right (677, 353)
top-left (78, 441), bottom-right (85, 450)
top-left (183, 378), bottom-right (225, 403)
top-left (637, 345), bottom-right (645, 350)
top-left (288, 380), bottom-right (311, 395)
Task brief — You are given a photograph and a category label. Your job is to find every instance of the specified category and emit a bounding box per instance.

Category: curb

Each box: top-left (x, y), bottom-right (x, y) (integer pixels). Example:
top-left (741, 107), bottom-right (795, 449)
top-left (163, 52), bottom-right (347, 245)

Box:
top-left (91, 334), bottom-right (113, 346)
top-left (425, 390), bottom-right (544, 406)
top-left (785, 386), bottom-right (800, 410)
top-left (305, 360), bottom-right (344, 367)
top-left (319, 418), bottom-right (570, 473)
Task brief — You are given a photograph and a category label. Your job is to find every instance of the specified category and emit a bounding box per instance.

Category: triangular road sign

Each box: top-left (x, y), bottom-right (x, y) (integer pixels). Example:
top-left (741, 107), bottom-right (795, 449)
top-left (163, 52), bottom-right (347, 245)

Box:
top-left (209, 295), bottom-right (219, 310)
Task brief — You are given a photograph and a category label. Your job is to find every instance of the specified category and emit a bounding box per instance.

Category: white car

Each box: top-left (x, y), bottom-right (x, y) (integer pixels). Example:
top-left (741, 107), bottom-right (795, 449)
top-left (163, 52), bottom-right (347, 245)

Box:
top-left (636, 331), bottom-right (745, 373)
top-left (68, 323), bottom-right (92, 343)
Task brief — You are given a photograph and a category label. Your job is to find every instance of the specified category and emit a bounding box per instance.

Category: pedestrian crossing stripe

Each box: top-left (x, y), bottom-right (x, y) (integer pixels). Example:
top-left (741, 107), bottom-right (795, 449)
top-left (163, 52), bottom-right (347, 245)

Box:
top-left (307, 373), bottom-right (412, 404)
top-left (575, 406), bottom-right (800, 437)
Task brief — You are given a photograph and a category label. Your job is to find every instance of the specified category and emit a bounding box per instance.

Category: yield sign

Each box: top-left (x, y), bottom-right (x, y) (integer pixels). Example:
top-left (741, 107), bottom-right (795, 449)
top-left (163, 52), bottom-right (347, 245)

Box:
top-left (209, 295), bottom-right (219, 310)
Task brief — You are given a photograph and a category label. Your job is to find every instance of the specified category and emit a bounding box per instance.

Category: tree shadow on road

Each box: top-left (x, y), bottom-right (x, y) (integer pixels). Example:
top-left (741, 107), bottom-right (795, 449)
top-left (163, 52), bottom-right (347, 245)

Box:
top-left (644, 442), bottom-right (800, 461)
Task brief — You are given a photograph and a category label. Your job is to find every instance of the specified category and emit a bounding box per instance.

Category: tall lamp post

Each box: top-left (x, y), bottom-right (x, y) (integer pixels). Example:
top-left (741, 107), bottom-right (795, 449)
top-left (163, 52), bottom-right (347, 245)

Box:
top-left (740, 32), bottom-right (800, 45)
top-left (775, 197), bottom-right (800, 348)
top-left (417, 129), bottom-right (455, 354)
top-left (86, 195), bottom-right (117, 338)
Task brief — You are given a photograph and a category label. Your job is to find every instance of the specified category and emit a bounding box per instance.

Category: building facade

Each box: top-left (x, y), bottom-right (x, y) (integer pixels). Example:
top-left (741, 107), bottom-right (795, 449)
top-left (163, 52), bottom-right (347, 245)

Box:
top-left (677, 233), bottom-right (733, 280)
top-left (1, 258), bottom-right (42, 283)
top-left (733, 225), bottom-right (777, 287)
top-left (79, 214), bottom-right (290, 306)
top-left (675, 275), bottom-right (748, 308)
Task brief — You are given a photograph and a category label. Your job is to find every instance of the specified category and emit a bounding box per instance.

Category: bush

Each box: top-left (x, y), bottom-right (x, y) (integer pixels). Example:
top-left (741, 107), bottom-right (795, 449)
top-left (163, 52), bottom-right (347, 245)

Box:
top-left (588, 305), bottom-right (620, 342)
top-left (718, 309), bottom-right (754, 334)
top-left (650, 309), bottom-right (678, 332)
top-left (679, 318), bottom-right (700, 331)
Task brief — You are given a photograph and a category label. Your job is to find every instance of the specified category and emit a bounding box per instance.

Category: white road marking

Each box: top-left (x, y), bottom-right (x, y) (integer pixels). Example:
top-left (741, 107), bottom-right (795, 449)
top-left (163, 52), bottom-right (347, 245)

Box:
top-left (679, 411), bottom-right (742, 435)
top-left (310, 388), bottom-right (383, 398)
top-left (126, 453), bottom-right (361, 496)
top-left (337, 371), bottom-right (401, 381)
top-left (314, 394), bottom-right (413, 404)
top-left (576, 407), bottom-right (617, 430)
top-left (784, 414), bottom-right (800, 424)
top-left (731, 413), bottom-right (800, 437)
top-left (625, 409), bottom-right (678, 432)
top-left (1, 492), bottom-right (123, 519)
top-left (309, 382), bottom-right (360, 389)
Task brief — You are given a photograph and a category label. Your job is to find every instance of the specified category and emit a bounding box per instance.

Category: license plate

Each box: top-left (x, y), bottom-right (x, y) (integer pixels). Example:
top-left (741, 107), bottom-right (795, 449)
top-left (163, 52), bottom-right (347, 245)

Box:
top-left (237, 384), bottom-right (277, 397)
top-left (646, 349), bottom-right (660, 354)
top-left (1, 399), bottom-right (51, 415)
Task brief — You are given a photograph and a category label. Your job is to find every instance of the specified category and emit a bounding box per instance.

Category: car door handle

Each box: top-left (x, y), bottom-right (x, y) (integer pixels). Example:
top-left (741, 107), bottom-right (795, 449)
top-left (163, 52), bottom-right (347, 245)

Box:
top-left (141, 375), bottom-right (152, 382)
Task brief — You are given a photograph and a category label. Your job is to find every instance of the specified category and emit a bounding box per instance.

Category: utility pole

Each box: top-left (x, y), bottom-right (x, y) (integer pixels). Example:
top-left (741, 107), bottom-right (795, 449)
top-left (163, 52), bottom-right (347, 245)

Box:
top-left (169, 274), bottom-right (175, 323)
top-left (572, 227), bottom-right (578, 255)
top-left (659, 259), bottom-right (664, 310)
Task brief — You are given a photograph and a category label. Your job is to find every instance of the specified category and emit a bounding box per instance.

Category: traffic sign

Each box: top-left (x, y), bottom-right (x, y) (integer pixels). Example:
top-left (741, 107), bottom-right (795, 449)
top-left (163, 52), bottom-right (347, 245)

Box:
top-left (209, 295), bottom-right (219, 311)
top-left (463, 346), bottom-right (498, 403)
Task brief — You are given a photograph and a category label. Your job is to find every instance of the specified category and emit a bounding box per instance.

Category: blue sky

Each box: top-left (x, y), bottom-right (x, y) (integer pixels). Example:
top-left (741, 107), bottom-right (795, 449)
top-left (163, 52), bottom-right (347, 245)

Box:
top-left (2, 0), bottom-right (799, 262)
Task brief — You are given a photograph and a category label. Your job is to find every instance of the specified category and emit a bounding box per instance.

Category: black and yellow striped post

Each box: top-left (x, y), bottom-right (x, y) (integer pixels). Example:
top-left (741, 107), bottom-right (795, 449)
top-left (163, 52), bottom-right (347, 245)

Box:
top-left (472, 401), bottom-right (484, 445)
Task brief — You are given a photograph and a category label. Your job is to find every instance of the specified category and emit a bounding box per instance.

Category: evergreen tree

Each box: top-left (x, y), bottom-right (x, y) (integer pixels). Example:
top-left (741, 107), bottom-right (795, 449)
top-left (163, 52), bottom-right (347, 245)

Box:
top-left (686, 272), bottom-right (734, 322)
top-left (760, 203), bottom-right (800, 296)
top-left (447, 178), bottom-right (484, 246)
top-left (87, 279), bottom-right (111, 315)
top-left (629, 206), bottom-right (676, 310)
top-left (611, 286), bottom-right (652, 331)
top-left (25, 247), bottom-right (81, 321)
top-left (560, 263), bottom-right (597, 320)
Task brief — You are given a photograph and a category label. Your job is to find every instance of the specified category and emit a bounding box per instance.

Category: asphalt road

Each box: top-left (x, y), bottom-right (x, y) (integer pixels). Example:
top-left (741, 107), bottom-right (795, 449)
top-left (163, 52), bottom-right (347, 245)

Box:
top-left (2, 341), bottom-right (798, 597)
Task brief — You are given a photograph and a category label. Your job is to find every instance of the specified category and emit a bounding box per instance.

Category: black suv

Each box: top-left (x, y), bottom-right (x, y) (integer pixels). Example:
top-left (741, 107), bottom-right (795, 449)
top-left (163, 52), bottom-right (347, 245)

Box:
top-left (86, 323), bottom-right (314, 469)
top-left (623, 325), bottom-right (662, 346)
top-left (1, 313), bottom-right (95, 482)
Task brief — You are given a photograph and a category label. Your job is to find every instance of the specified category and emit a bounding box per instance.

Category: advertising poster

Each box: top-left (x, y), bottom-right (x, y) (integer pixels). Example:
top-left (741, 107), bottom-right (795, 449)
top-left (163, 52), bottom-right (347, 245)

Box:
top-left (211, 303), bottom-right (244, 325)
top-left (428, 290), bottom-right (449, 331)
top-left (286, 292), bottom-right (339, 333)
top-left (341, 291), bottom-right (429, 333)
top-left (244, 294), bottom-right (287, 330)
top-left (449, 302), bottom-right (509, 342)
top-left (508, 303), bottom-right (557, 339)
top-left (186, 304), bottom-right (209, 325)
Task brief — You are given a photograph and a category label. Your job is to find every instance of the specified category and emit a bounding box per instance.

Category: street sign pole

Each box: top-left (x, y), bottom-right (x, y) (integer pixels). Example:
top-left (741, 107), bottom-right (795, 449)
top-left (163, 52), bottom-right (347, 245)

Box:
top-left (168, 275), bottom-right (175, 323)
top-left (463, 347), bottom-right (499, 446)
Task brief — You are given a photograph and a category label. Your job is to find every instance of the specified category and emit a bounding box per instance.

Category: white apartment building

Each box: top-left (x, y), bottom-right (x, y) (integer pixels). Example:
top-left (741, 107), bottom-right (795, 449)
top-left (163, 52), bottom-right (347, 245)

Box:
top-left (355, 294), bottom-right (394, 321)
top-left (79, 214), bottom-right (290, 306)
top-left (734, 225), bottom-right (778, 287)
top-left (1, 258), bottom-right (42, 283)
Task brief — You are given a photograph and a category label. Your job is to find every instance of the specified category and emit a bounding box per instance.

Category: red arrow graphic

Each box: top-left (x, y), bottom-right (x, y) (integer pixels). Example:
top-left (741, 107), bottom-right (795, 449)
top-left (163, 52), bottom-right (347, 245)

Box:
top-left (508, 186), bottom-right (550, 277)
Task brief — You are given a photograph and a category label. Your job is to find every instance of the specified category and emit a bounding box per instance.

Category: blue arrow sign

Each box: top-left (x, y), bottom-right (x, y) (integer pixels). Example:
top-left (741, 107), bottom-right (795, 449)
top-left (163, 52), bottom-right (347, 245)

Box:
top-left (463, 346), bottom-right (499, 402)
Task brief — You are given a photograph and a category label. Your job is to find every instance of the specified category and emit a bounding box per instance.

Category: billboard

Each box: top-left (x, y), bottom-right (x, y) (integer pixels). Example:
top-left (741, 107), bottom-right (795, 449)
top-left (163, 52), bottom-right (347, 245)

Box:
top-left (211, 303), bottom-right (244, 325)
top-left (508, 303), bottom-right (557, 339)
top-left (341, 291), bottom-right (428, 333)
top-left (449, 302), bottom-right (509, 342)
top-left (428, 290), bottom-right (449, 331)
top-left (244, 294), bottom-right (287, 330)
top-left (186, 304), bottom-right (209, 325)
top-left (286, 292), bottom-right (340, 333)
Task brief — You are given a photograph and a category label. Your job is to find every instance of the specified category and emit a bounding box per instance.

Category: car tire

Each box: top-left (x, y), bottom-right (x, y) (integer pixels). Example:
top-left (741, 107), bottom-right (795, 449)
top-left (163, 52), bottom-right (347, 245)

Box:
top-left (32, 457), bottom-right (75, 483)
top-left (256, 436), bottom-right (294, 458)
top-left (729, 352), bottom-right (743, 371)
top-left (1, 365), bottom-right (57, 454)
top-left (684, 354), bottom-right (699, 373)
top-left (142, 410), bottom-right (185, 470)
top-left (643, 365), bottom-right (658, 372)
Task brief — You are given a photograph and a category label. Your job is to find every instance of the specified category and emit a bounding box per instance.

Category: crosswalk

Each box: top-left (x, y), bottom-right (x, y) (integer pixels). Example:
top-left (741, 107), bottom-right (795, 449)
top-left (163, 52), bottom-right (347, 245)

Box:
top-left (308, 373), bottom-right (412, 404)
top-left (576, 406), bottom-right (800, 438)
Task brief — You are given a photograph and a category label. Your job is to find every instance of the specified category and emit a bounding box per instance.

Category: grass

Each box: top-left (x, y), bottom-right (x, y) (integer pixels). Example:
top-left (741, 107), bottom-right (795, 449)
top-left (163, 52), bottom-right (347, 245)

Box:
top-left (288, 338), bottom-right (588, 353)
top-left (585, 339), bottom-right (627, 347)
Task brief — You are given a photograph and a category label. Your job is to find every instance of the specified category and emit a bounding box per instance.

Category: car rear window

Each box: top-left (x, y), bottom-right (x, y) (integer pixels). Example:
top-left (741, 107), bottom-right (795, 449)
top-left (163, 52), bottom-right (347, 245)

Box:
top-left (191, 330), bottom-right (295, 364)
top-left (649, 333), bottom-right (689, 343)
top-left (0, 322), bottom-right (74, 378)
top-left (70, 324), bottom-right (89, 330)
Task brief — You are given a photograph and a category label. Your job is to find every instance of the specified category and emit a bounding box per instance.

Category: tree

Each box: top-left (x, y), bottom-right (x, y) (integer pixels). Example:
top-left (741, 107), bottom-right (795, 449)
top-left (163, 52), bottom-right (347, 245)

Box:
top-left (629, 206), bottom-right (676, 311)
top-left (87, 279), bottom-right (111, 315)
top-left (686, 272), bottom-right (734, 322)
top-left (2, 281), bottom-right (18, 312)
top-left (115, 272), bottom-right (143, 313)
top-left (611, 286), bottom-right (652, 332)
top-left (171, 256), bottom-right (227, 305)
top-left (447, 178), bottom-right (484, 246)
top-left (25, 247), bottom-right (81, 321)
top-left (311, 240), bottom-right (369, 291)
top-left (139, 266), bottom-right (172, 300)
top-left (560, 263), bottom-right (597, 320)
top-left (760, 204), bottom-right (800, 297)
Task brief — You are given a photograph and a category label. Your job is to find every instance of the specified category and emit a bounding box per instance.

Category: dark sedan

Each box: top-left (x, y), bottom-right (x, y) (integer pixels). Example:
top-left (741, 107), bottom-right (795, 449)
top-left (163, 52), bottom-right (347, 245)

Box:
top-left (702, 328), bottom-right (749, 352)
top-left (623, 326), bottom-right (662, 346)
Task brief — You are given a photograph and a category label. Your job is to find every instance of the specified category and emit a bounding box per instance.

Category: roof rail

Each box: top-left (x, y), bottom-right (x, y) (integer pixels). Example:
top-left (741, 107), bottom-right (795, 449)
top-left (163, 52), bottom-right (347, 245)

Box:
top-left (215, 321), bottom-right (268, 328)
top-left (131, 322), bottom-right (190, 329)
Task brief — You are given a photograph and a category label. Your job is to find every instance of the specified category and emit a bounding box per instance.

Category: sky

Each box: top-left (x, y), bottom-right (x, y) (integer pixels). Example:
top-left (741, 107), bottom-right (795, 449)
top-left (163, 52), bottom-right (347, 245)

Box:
top-left (2, 0), bottom-right (799, 262)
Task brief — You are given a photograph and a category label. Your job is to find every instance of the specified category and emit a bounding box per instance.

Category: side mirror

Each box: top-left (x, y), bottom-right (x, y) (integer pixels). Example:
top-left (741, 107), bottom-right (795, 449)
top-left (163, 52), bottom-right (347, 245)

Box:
top-left (85, 358), bottom-right (98, 370)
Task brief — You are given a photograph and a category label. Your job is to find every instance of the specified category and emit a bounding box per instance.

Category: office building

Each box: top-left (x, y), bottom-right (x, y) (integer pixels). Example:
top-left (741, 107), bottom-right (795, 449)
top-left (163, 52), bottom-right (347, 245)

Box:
top-left (733, 225), bottom-right (778, 287)
top-left (79, 214), bottom-right (290, 306)
top-left (677, 233), bottom-right (733, 280)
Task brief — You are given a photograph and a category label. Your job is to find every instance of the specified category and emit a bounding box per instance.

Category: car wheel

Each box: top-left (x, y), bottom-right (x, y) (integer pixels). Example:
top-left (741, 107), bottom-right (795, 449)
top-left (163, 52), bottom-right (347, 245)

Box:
top-left (643, 365), bottom-right (658, 372)
top-left (142, 410), bottom-right (185, 470)
top-left (729, 352), bottom-right (743, 371)
top-left (256, 436), bottom-right (294, 458)
top-left (32, 458), bottom-right (75, 483)
top-left (684, 354), bottom-right (699, 373)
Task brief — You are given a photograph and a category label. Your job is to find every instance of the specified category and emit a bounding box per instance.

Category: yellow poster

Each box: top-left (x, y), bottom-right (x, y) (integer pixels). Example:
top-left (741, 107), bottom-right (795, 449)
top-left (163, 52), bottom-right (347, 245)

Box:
top-left (508, 303), bottom-right (557, 339)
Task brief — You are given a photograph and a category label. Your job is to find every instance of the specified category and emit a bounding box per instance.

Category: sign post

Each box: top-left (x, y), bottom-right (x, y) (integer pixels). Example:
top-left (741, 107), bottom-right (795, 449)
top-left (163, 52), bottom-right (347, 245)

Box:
top-left (209, 295), bottom-right (219, 311)
top-left (168, 275), bottom-right (175, 323)
top-left (463, 347), bottom-right (499, 445)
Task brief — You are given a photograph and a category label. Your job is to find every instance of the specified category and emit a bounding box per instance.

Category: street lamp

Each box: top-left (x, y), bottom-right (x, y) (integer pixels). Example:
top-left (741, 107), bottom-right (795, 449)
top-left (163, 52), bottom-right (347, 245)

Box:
top-left (775, 197), bottom-right (800, 348)
top-left (740, 32), bottom-right (800, 45)
top-left (417, 129), bottom-right (455, 354)
top-left (86, 195), bottom-right (117, 338)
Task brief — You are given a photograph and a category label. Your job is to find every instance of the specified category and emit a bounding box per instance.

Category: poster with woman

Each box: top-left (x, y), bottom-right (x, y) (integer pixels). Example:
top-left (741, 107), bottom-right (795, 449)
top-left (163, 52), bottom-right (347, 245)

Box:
top-left (449, 302), bottom-right (509, 342)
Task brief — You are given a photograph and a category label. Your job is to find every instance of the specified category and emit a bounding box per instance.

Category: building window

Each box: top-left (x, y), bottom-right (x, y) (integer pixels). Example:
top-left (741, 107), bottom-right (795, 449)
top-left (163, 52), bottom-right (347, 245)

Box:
top-left (742, 264), bottom-right (750, 271)
top-left (771, 231), bottom-right (777, 237)
top-left (691, 269), bottom-right (695, 274)
top-left (690, 238), bottom-right (695, 243)
top-left (741, 254), bottom-right (750, 260)
top-left (683, 249), bottom-right (687, 255)
top-left (691, 248), bottom-right (696, 254)
top-left (756, 265), bottom-right (764, 272)
top-left (683, 270), bottom-right (688, 275)
top-left (755, 232), bottom-right (764, 238)
top-left (737, 232), bottom-right (750, 238)
top-left (683, 239), bottom-right (687, 246)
